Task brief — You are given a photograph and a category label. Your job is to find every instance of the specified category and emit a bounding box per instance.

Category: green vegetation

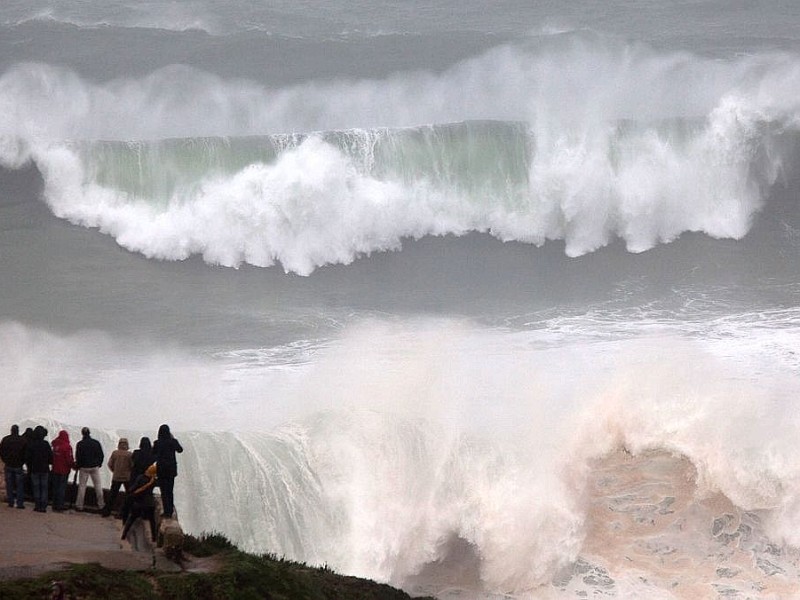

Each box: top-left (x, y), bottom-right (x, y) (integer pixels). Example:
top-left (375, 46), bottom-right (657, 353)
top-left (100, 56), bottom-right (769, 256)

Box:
top-left (181, 532), bottom-right (236, 557)
top-left (0, 533), bottom-right (437, 600)
top-left (0, 563), bottom-right (155, 600)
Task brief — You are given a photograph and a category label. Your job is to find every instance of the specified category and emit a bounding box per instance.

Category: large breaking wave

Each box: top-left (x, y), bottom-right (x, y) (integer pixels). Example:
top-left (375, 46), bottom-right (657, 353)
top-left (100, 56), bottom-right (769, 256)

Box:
top-left (1, 35), bottom-right (800, 273)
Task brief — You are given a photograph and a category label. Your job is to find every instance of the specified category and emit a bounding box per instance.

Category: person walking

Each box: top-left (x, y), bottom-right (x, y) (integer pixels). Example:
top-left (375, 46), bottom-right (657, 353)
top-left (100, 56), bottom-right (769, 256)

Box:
top-left (25, 426), bottom-right (53, 512)
top-left (51, 430), bottom-right (75, 512)
top-left (0, 424), bottom-right (27, 509)
top-left (152, 424), bottom-right (182, 519)
top-left (121, 463), bottom-right (158, 542)
top-left (75, 427), bottom-right (105, 512)
top-left (102, 438), bottom-right (132, 517)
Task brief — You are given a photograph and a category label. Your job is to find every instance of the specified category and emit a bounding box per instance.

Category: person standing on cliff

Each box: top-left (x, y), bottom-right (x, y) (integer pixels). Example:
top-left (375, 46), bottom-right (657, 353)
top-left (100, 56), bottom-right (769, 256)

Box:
top-left (51, 430), bottom-right (75, 512)
top-left (152, 424), bottom-right (182, 519)
top-left (25, 425), bottom-right (53, 512)
top-left (130, 437), bottom-right (154, 482)
top-left (102, 437), bottom-right (132, 517)
top-left (0, 425), bottom-right (27, 509)
top-left (121, 437), bottom-right (154, 523)
top-left (75, 427), bottom-right (105, 512)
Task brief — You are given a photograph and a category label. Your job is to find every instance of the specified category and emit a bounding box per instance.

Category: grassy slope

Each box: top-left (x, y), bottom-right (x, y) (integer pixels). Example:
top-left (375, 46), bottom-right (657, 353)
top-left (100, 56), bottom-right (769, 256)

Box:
top-left (0, 534), bottom-right (437, 600)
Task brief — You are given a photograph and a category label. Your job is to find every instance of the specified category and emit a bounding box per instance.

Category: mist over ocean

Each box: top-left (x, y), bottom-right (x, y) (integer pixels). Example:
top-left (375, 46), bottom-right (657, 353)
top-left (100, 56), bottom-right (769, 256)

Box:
top-left (2, 1), bottom-right (800, 597)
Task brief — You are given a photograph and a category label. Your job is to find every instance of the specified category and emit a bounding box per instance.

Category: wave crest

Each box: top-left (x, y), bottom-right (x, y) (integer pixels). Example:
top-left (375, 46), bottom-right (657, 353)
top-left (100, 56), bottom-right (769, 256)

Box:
top-left (21, 109), bottom-right (790, 274)
top-left (3, 36), bottom-right (800, 272)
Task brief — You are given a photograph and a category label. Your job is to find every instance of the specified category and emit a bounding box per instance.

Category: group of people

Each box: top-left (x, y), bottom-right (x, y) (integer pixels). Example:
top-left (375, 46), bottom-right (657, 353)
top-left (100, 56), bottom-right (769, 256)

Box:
top-left (0, 423), bottom-right (183, 540)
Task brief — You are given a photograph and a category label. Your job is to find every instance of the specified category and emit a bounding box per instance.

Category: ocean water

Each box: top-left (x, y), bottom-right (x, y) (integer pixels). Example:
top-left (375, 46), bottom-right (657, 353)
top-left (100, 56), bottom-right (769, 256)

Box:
top-left (2, 1), bottom-right (800, 597)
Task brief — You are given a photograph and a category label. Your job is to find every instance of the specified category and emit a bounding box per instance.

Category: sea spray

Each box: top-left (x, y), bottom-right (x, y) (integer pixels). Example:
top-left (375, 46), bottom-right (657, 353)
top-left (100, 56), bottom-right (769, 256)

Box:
top-left (4, 14), bottom-right (800, 597)
top-left (6, 319), bottom-right (800, 596)
top-left (4, 36), bottom-right (800, 139)
top-left (2, 36), bottom-right (800, 271)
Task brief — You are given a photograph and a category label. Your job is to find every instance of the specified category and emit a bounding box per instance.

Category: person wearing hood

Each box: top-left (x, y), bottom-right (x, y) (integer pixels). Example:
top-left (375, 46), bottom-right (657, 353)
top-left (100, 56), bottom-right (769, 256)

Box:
top-left (75, 427), bottom-right (105, 512)
top-left (121, 463), bottom-right (158, 542)
top-left (102, 437), bottom-right (132, 517)
top-left (25, 425), bottom-right (53, 512)
top-left (51, 430), bottom-right (75, 512)
top-left (152, 424), bottom-right (183, 519)
top-left (130, 437), bottom-right (154, 482)
top-left (122, 437), bottom-right (154, 522)
top-left (21, 426), bottom-right (36, 499)
top-left (0, 424), bottom-right (27, 509)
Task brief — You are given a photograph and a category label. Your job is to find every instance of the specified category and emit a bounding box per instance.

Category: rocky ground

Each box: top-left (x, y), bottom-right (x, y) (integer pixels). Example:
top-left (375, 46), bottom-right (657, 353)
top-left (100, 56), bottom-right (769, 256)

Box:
top-left (0, 504), bottom-right (156, 580)
top-left (0, 460), bottom-right (433, 600)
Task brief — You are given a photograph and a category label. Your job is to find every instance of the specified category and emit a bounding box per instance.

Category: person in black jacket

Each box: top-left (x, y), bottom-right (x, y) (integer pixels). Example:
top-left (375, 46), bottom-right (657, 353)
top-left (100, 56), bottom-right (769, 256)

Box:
top-left (25, 425), bottom-right (53, 512)
top-left (152, 424), bottom-right (182, 519)
top-left (21, 426), bottom-right (36, 499)
top-left (75, 427), bottom-right (105, 512)
top-left (130, 437), bottom-right (154, 481)
top-left (121, 463), bottom-right (158, 542)
top-left (121, 437), bottom-right (154, 522)
top-left (0, 424), bottom-right (27, 508)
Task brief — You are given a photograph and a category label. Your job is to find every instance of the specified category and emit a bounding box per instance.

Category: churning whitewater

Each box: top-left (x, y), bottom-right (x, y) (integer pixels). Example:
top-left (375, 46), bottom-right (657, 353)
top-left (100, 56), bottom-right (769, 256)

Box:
top-left (2, 1), bottom-right (800, 598)
top-left (3, 40), bottom-right (800, 274)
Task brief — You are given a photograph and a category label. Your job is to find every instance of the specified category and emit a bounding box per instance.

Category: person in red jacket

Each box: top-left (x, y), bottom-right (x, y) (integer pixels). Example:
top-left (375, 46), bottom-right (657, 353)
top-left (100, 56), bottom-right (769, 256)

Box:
top-left (51, 431), bottom-right (75, 512)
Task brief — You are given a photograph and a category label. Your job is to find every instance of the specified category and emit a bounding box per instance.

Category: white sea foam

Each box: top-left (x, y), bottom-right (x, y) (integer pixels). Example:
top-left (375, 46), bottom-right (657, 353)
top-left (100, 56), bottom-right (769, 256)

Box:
top-left (18, 102), bottom-right (783, 274)
top-left (2, 37), bottom-right (800, 140)
top-left (1, 37), bottom-right (798, 273)
top-left (3, 319), bottom-right (800, 597)
top-left (4, 2), bottom-right (222, 34)
top-left (4, 5), bottom-right (800, 599)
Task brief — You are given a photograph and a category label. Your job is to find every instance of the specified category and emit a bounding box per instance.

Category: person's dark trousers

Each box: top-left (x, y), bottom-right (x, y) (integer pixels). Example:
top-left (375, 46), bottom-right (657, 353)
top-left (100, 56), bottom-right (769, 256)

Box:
top-left (102, 481), bottom-right (128, 516)
top-left (30, 473), bottom-right (49, 511)
top-left (52, 473), bottom-right (69, 510)
top-left (24, 472), bottom-right (32, 500)
top-left (144, 506), bottom-right (157, 539)
top-left (159, 477), bottom-right (175, 517)
top-left (121, 494), bottom-right (132, 522)
top-left (121, 506), bottom-right (157, 541)
top-left (4, 466), bottom-right (25, 508)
